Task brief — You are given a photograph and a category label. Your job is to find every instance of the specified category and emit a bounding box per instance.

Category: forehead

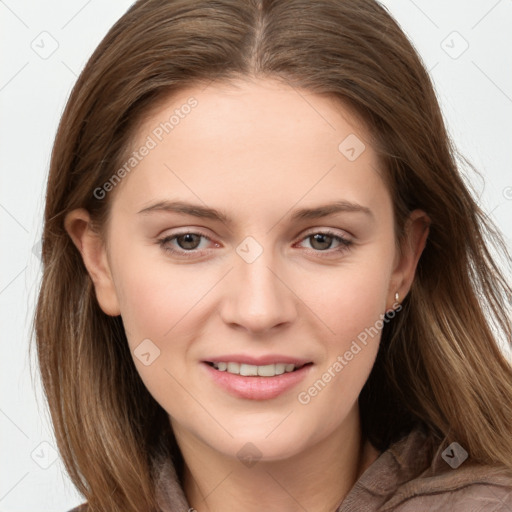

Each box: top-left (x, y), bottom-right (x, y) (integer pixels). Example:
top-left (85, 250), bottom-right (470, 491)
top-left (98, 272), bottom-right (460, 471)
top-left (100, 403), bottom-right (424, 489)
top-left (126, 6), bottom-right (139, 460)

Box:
top-left (137, 77), bottom-right (369, 156)
top-left (111, 77), bottom-right (389, 222)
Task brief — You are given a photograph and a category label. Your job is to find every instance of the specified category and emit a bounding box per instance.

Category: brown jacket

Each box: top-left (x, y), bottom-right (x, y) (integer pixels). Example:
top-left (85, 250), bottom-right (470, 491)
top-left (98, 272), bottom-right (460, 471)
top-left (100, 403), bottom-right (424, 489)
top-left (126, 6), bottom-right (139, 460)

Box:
top-left (69, 426), bottom-right (512, 511)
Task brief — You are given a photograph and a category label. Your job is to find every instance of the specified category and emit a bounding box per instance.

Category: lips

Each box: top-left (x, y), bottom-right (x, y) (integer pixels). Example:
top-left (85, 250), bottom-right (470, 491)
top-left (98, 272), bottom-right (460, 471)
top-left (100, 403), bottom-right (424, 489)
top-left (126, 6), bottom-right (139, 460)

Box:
top-left (201, 356), bottom-right (314, 400)
top-left (203, 353), bottom-right (312, 367)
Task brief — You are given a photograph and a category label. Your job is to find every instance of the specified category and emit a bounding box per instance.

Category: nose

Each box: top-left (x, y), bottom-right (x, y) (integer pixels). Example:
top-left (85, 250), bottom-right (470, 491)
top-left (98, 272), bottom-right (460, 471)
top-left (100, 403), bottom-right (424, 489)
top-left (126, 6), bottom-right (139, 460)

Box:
top-left (219, 248), bottom-right (297, 335)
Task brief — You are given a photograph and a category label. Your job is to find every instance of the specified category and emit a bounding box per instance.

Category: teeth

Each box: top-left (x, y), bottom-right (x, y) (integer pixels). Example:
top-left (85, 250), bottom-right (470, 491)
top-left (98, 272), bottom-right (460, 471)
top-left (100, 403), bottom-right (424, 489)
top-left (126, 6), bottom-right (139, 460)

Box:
top-left (274, 363), bottom-right (286, 375)
top-left (227, 362), bottom-right (239, 374)
top-left (240, 364), bottom-right (258, 376)
top-left (211, 362), bottom-right (299, 376)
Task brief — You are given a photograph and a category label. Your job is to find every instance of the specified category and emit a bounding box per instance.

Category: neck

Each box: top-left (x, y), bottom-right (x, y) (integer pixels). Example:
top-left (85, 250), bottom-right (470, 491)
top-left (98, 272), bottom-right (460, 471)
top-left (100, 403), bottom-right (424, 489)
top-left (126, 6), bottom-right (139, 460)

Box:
top-left (174, 405), bottom-right (380, 512)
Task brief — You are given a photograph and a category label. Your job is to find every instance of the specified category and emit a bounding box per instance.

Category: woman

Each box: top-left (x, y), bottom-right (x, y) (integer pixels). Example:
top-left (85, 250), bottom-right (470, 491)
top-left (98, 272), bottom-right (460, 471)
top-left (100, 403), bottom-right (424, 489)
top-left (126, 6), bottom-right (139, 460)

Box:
top-left (34, 0), bottom-right (512, 511)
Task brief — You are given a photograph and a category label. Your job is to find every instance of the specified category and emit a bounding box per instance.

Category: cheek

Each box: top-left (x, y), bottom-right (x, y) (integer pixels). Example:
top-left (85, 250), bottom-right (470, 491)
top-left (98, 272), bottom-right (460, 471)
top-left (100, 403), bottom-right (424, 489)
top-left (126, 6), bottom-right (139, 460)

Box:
top-left (295, 295), bottom-right (384, 439)
top-left (110, 233), bottom-right (203, 337)
top-left (317, 287), bottom-right (384, 390)
top-left (110, 254), bottom-right (205, 407)
top-left (292, 254), bottom-right (391, 416)
top-left (295, 251), bottom-right (392, 345)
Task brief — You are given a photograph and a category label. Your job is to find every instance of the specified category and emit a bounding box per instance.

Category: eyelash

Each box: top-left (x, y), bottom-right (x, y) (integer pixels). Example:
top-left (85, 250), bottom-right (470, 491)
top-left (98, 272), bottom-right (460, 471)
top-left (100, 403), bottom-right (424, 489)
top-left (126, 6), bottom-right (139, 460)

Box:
top-left (157, 229), bottom-right (353, 259)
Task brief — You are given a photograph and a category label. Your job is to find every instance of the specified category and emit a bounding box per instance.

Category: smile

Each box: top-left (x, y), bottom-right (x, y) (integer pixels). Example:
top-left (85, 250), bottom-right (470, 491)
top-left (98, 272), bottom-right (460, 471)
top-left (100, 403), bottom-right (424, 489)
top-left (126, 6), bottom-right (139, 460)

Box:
top-left (202, 361), bottom-right (314, 400)
top-left (207, 361), bottom-right (309, 377)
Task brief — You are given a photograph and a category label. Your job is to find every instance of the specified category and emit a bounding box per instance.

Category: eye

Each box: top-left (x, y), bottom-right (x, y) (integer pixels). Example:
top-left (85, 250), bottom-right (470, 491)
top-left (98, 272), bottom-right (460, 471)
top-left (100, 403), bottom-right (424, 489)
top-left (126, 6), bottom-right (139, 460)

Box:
top-left (157, 229), bottom-right (353, 260)
top-left (295, 230), bottom-right (353, 257)
top-left (158, 231), bottom-right (217, 258)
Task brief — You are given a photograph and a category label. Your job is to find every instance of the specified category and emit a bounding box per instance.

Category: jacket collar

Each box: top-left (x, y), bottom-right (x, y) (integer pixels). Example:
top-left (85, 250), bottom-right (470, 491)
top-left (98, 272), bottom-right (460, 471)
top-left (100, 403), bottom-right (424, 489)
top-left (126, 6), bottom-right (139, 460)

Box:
top-left (152, 425), bottom-right (512, 511)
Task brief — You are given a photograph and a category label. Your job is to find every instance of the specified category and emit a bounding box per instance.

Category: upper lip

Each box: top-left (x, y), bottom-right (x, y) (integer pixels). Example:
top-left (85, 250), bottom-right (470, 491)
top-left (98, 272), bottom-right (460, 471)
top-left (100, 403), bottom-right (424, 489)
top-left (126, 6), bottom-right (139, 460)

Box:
top-left (203, 354), bottom-right (313, 366)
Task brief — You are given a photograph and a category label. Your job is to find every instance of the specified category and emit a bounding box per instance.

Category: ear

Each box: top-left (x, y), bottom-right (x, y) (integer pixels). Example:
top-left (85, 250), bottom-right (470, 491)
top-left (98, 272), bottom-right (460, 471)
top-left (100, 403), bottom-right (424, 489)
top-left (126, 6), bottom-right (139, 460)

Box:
top-left (64, 208), bottom-right (121, 316)
top-left (388, 209), bottom-right (430, 309)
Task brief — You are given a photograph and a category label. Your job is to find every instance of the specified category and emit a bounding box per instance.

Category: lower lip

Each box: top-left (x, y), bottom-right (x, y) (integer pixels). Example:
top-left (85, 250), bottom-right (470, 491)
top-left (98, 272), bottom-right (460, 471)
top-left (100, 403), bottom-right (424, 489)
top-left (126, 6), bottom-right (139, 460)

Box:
top-left (202, 362), bottom-right (313, 400)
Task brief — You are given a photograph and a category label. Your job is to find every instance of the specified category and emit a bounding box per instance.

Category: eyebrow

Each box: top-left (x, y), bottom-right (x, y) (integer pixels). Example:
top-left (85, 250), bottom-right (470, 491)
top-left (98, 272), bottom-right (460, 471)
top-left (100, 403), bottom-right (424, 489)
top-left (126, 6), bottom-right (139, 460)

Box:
top-left (137, 199), bottom-right (374, 223)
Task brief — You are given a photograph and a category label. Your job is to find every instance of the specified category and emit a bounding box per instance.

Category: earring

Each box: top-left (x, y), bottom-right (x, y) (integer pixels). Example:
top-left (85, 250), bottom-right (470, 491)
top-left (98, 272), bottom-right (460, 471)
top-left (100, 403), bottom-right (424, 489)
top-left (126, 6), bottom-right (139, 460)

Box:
top-left (395, 292), bottom-right (400, 302)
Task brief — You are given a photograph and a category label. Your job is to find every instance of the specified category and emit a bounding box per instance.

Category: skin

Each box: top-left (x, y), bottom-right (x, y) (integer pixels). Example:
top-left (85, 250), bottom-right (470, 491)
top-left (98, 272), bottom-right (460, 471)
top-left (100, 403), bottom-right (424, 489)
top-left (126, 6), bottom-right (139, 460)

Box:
top-left (65, 77), bottom-right (430, 512)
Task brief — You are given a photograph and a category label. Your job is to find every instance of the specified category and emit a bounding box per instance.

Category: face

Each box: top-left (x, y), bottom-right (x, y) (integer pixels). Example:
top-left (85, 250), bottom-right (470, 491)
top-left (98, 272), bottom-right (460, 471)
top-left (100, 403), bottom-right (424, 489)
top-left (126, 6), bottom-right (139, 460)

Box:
top-left (68, 77), bottom-right (428, 463)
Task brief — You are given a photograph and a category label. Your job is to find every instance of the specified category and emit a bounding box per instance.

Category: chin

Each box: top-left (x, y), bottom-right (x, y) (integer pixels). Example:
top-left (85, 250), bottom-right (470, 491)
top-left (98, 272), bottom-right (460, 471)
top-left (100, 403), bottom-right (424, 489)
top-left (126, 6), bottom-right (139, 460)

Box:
top-left (206, 423), bottom-right (313, 463)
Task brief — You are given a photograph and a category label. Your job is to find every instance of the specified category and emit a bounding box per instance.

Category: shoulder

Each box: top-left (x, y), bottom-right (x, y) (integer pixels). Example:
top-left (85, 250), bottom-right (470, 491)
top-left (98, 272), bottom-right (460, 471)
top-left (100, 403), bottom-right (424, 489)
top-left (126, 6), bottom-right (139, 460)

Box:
top-left (381, 428), bottom-right (512, 511)
top-left (342, 426), bottom-right (512, 511)
top-left (385, 478), bottom-right (512, 511)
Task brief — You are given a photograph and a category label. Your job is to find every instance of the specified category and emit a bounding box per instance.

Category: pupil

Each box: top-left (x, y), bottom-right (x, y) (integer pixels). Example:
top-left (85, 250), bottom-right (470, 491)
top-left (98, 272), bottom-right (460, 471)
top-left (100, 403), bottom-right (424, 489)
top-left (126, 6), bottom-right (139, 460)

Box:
top-left (311, 234), bottom-right (331, 250)
top-left (179, 233), bottom-right (200, 250)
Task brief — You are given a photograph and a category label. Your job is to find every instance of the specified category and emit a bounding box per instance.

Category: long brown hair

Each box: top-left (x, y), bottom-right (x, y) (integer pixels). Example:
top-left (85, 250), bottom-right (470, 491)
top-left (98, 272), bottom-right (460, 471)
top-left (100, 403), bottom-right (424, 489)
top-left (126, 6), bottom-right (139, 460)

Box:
top-left (33, 0), bottom-right (512, 510)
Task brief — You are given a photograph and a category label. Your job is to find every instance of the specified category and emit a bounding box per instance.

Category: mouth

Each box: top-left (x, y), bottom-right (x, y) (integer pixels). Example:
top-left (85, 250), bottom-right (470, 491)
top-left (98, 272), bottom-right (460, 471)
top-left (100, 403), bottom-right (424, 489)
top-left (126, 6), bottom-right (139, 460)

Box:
top-left (201, 360), bottom-right (314, 400)
top-left (205, 361), bottom-right (313, 377)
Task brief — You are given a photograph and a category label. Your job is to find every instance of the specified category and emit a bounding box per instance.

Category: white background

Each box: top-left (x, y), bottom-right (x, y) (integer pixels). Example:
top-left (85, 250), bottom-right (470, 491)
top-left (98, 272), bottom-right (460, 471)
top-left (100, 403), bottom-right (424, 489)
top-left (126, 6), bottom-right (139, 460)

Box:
top-left (1, 1), bottom-right (511, 510)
